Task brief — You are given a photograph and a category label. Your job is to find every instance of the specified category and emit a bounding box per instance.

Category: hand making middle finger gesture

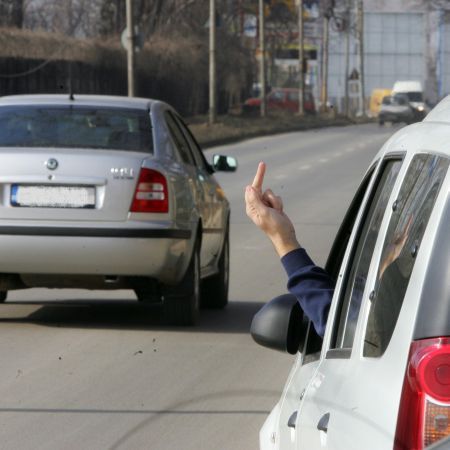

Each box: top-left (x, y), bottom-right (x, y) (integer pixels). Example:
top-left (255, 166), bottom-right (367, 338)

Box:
top-left (245, 162), bottom-right (300, 257)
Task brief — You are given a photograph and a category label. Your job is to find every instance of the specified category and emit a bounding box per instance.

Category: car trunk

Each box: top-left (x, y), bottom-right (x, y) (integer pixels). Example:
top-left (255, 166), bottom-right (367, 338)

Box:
top-left (0, 147), bottom-right (147, 222)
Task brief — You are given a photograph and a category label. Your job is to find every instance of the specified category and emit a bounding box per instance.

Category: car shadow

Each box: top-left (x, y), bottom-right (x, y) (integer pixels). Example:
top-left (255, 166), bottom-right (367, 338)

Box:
top-left (0, 299), bottom-right (266, 334)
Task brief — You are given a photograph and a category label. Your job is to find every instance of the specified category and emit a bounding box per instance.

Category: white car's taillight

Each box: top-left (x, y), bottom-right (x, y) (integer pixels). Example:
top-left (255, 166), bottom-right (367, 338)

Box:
top-left (130, 168), bottom-right (168, 213)
top-left (394, 337), bottom-right (450, 449)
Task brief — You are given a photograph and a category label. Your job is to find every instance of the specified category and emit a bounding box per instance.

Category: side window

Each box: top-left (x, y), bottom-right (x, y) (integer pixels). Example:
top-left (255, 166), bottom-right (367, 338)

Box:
top-left (331, 158), bottom-right (403, 351)
top-left (165, 111), bottom-right (195, 166)
top-left (172, 114), bottom-right (208, 170)
top-left (303, 160), bottom-right (381, 362)
top-left (269, 91), bottom-right (284, 102)
top-left (287, 91), bottom-right (298, 102)
top-left (364, 154), bottom-right (449, 357)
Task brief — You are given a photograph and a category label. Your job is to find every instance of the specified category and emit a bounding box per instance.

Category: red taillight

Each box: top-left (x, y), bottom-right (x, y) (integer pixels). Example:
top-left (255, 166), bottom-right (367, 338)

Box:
top-left (394, 337), bottom-right (450, 450)
top-left (130, 168), bottom-right (168, 213)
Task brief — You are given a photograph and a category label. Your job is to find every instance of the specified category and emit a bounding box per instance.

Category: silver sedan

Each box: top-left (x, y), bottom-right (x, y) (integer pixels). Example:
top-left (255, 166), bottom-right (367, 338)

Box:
top-left (0, 94), bottom-right (237, 325)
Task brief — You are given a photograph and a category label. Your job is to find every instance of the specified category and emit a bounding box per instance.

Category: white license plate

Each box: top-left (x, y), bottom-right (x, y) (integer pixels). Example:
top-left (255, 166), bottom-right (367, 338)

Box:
top-left (11, 185), bottom-right (96, 209)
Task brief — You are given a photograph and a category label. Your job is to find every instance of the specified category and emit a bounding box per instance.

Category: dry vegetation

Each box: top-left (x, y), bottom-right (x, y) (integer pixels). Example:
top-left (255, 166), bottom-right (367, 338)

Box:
top-left (188, 112), bottom-right (366, 148)
top-left (0, 27), bottom-right (120, 66)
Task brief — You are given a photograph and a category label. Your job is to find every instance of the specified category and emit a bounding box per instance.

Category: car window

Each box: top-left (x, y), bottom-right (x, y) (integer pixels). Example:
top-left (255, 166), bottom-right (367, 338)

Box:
top-left (287, 91), bottom-right (298, 102)
top-left (165, 111), bottom-right (195, 165)
top-left (331, 158), bottom-right (403, 351)
top-left (0, 106), bottom-right (153, 152)
top-left (394, 95), bottom-right (408, 106)
top-left (302, 161), bottom-right (379, 362)
top-left (269, 91), bottom-right (284, 102)
top-left (171, 114), bottom-right (210, 170)
top-left (406, 91), bottom-right (423, 102)
top-left (364, 154), bottom-right (449, 357)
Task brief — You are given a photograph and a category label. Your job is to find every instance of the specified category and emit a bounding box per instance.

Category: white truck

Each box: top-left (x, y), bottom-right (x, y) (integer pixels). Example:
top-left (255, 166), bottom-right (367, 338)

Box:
top-left (392, 80), bottom-right (427, 118)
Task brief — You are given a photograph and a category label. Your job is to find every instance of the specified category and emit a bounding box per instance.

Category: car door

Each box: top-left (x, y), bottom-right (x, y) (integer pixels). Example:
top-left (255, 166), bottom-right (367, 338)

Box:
top-left (165, 111), bottom-right (217, 268)
top-left (172, 114), bottom-right (227, 263)
top-left (294, 153), bottom-right (449, 449)
top-left (273, 160), bottom-right (381, 449)
top-left (292, 155), bottom-right (405, 449)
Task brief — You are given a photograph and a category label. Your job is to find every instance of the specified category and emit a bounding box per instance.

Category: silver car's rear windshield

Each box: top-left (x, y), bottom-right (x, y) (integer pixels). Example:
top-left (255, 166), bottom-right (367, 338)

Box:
top-left (0, 105), bottom-right (153, 153)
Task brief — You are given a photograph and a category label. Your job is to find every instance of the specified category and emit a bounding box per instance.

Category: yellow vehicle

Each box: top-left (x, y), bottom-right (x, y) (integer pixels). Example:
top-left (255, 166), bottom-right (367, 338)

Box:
top-left (369, 88), bottom-right (392, 117)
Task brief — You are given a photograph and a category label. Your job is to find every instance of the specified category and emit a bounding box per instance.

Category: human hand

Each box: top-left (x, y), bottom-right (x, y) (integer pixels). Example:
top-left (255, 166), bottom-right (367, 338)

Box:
top-left (245, 162), bottom-right (300, 257)
top-left (379, 215), bottom-right (413, 278)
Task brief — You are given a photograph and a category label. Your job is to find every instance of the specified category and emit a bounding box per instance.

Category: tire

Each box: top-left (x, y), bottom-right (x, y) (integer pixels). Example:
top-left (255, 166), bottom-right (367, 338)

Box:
top-left (162, 241), bottom-right (200, 326)
top-left (201, 229), bottom-right (229, 309)
top-left (0, 291), bottom-right (7, 303)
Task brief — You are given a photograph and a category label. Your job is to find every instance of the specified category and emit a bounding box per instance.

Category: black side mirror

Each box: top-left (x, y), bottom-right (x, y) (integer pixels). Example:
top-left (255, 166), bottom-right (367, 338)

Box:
top-left (212, 154), bottom-right (238, 172)
top-left (250, 294), bottom-right (308, 355)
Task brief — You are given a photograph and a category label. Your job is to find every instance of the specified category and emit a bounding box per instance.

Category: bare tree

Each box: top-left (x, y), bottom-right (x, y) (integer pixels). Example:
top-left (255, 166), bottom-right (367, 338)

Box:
top-left (0, 0), bottom-right (24, 28)
top-left (24, 0), bottom-right (103, 37)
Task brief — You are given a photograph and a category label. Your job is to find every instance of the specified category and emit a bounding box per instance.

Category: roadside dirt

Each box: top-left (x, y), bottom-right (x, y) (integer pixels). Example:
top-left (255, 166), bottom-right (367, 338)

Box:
top-left (188, 112), bottom-right (372, 148)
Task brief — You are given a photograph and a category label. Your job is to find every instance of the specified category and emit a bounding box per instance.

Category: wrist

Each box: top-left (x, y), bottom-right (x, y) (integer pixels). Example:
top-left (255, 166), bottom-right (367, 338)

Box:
top-left (271, 234), bottom-right (301, 258)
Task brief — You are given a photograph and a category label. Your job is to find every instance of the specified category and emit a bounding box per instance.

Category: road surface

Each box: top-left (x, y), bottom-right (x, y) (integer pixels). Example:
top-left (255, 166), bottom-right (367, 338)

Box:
top-left (0, 123), bottom-right (398, 450)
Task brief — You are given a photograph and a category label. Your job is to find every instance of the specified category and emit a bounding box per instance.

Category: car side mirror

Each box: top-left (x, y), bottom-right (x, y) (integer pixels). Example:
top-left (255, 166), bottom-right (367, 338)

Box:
top-left (212, 154), bottom-right (238, 172)
top-left (250, 294), bottom-right (308, 355)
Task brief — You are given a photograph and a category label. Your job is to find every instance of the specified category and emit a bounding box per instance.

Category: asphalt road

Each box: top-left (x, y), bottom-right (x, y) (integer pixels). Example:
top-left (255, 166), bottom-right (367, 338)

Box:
top-left (0, 123), bottom-right (399, 450)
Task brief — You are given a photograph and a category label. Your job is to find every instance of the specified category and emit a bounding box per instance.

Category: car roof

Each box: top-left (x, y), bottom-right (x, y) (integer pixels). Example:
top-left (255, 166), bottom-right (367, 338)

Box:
top-left (0, 94), bottom-right (159, 110)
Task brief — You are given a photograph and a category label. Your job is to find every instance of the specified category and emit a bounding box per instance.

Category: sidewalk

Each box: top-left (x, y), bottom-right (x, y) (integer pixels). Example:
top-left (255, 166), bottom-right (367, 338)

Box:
top-left (188, 112), bottom-right (373, 148)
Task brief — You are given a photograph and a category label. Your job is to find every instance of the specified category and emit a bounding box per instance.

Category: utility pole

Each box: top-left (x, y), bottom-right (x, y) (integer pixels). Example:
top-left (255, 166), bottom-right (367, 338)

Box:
top-left (209, 0), bottom-right (217, 125)
top-left (297, 0), bottom-right (304, 115)
top-left (357, 0), bottom-right (365, 116)
top-left (320, 13), bottom-right (330, 113)
top-left (126, 0), bottom-right (135, 97)
top-left (259, 0), bottom-right (266, 117)
top-left (344, 0), bottom-right (351, 117)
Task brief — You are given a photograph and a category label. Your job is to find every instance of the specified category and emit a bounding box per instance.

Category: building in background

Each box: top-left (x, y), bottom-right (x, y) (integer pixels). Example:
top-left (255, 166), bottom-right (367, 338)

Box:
top-left (328, 0), bottom-right (450, 113)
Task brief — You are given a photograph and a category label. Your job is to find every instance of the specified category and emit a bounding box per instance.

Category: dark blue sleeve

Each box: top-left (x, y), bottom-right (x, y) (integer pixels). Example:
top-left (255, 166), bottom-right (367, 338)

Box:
top-left (281, 248), bottom-right (335, 337)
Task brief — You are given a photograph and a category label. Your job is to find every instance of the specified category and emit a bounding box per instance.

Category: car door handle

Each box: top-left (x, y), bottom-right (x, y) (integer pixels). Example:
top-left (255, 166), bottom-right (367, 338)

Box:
top-left (287, 411), bottom-right (297, 429)
top-left (317, 412), bottom-right (330, 433)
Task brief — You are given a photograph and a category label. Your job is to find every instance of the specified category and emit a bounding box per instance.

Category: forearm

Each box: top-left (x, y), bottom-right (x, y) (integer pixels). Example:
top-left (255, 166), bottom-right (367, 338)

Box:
top-left (269, 231), bottom-right (301, 258)
top-left (281, 248), bottom-right (335, 337)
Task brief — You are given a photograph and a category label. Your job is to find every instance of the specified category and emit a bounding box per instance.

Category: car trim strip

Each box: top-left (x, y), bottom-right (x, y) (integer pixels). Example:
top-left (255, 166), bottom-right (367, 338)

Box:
top-left (0, 227), bottom-right (191, 239)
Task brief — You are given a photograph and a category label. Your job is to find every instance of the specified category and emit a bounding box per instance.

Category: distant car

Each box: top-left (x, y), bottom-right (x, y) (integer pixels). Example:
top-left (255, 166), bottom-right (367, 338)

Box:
top-left (251, 95), bottom-right (450, 449)
top-left (392, 79), bottom-right (428, 118)
top-left (378, 93), bottom-right (417, 125)
top-left (243, 88), bottom-right (315, 115)
top-left (0, 94), bottom-right (237, 325)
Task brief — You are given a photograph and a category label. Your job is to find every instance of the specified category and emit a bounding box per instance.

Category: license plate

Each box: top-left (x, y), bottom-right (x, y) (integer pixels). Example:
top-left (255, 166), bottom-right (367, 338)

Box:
top-left (11, 185), bottom-right (96, 209)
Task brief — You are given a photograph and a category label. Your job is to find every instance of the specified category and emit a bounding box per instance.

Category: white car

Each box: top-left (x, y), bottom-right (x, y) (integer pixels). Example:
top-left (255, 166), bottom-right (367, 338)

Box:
top-left (0, 94), bottom-right (237, 325)
top-left (251, 96), bottom-right (450, 449)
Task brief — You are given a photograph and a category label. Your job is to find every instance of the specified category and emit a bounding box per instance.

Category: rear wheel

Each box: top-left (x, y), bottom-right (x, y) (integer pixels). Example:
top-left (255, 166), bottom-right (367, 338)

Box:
top-left (162, 241), bottom-right (200, 326)
top-left (201, 229), bottom-right (229, 309)
top-left (0, 291), bottom-right (7, 303)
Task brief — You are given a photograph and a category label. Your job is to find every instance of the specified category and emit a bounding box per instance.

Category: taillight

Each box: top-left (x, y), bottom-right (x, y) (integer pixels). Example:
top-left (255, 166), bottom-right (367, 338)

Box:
top-left (394, 337), bottom-right (450, 450)
top-left (130, 168), bottom-right (168, 213)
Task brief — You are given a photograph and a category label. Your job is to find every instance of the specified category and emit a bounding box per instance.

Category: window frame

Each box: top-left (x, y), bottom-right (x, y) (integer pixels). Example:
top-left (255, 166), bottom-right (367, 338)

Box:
top-left (164, 110), bottom-right (196, 166)
top-left (362, 153), bottom-right (450, 358)
top-left (302, 161), bottom-right (379, 363)
top-left (322, 153), bottom-right (405, 360)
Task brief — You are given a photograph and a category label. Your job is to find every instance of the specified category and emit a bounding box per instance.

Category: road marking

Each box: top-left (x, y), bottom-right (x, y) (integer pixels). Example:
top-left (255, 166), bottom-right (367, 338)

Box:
top-left (299, 165), bottom-right (311, 170)
top-left (319, 158), bottom-right (329, 163)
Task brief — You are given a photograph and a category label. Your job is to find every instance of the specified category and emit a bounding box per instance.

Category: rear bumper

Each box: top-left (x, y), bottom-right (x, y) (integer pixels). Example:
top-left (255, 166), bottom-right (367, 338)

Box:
top-left (0, 227), bottom-right (193, 285)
